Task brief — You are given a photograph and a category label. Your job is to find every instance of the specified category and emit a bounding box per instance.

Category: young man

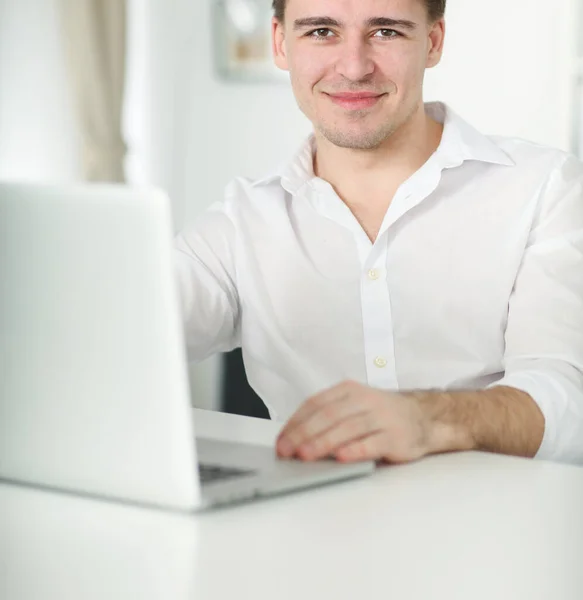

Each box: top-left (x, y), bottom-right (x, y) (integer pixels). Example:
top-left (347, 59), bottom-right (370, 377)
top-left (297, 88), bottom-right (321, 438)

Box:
top-left (175, 0), bottom-right (583, 465)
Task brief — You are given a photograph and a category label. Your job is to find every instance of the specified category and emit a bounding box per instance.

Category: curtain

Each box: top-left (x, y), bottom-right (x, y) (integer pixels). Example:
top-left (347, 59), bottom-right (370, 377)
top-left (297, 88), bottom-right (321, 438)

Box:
top-left (58, 0), bottom-right (127, 182)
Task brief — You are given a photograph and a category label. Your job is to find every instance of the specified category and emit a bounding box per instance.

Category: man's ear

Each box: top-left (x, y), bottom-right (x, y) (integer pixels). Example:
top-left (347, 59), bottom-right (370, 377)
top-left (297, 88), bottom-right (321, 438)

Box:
top-left (272, 17), bottom-right (289, 71)
top-left (426, 18), bottom-right (445, 69)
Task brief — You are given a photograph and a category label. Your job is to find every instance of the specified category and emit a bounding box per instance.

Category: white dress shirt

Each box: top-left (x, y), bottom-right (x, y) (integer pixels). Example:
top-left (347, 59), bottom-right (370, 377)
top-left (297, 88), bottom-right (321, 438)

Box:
top-left (174, 102), bottom-right (583, 464)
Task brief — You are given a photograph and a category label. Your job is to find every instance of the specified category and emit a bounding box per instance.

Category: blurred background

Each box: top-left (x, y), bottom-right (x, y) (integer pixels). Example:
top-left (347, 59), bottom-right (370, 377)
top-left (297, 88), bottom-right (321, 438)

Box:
top-left (1, 0), bottom-right (582, 417)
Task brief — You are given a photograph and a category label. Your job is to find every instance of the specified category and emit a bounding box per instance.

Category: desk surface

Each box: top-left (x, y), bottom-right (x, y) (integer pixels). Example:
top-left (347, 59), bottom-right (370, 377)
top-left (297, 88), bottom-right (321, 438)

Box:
top-left (1, 409), bottom-right (583, 600)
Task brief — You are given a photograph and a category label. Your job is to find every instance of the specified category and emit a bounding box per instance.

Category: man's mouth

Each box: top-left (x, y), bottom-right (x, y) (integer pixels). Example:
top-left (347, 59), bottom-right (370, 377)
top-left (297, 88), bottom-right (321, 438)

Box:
top-left (326, 92), bottom-right (386, 110)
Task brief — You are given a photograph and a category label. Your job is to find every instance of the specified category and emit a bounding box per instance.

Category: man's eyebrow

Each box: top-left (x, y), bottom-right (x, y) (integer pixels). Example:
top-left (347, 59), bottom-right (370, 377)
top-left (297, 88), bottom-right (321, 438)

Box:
top-left (293, 17), bottom-right (342, 30)
top-left (366, 17), bottom-right (417, 30)
top-left (293, 16), bottom-right (418, 31)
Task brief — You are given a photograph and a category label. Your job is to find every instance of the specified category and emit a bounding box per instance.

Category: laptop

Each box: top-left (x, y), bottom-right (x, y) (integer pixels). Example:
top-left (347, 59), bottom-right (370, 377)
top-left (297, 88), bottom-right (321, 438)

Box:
top-left (0, 183), bottom-right (374, 511)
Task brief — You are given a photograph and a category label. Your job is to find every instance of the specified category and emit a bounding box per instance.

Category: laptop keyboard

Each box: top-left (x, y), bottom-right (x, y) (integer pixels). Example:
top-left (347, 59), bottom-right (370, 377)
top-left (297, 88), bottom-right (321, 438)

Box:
top-left (198, 463), bottom-right (255, 484)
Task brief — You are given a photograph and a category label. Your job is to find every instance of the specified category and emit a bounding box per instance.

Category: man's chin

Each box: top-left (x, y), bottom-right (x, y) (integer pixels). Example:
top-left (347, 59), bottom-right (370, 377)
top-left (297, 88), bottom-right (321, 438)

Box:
top-left (316, 126), bottom-right (394, 151)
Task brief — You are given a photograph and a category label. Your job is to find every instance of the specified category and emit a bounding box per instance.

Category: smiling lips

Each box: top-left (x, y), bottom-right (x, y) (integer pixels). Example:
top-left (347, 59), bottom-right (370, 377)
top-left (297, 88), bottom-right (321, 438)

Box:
top-left (327, 92), bottom-right (385, 110)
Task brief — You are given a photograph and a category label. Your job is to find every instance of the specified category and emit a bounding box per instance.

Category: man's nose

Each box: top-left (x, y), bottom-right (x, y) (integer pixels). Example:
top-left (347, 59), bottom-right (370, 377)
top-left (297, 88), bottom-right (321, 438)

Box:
top-left (334, 38), bottom-right (375, 82)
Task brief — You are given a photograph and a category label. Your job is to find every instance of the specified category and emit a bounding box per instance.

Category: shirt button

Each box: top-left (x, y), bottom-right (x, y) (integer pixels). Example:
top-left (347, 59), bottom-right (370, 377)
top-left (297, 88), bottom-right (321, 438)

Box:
top-left (368, 269), bottom-right (380, 281)
top-left (374, 357), bottom-right (387, 368)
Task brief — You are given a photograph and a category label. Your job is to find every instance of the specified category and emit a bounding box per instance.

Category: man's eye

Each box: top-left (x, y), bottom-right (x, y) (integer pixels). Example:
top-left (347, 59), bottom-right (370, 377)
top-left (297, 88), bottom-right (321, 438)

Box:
top-left (374, 29), bottom-right (400, 38)
top-left (307, 28), bottom-right (334, 39)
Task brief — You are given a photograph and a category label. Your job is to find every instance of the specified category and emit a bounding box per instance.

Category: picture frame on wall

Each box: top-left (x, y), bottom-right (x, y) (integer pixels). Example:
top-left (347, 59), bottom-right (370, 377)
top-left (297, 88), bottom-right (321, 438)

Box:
top-left (213, 0), bottom-right (288, 83)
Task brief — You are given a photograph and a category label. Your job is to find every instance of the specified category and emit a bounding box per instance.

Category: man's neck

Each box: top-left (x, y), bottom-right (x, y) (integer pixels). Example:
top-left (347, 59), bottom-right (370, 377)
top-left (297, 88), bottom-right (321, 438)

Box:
top-left (312, 103), bottom-right (444, 207)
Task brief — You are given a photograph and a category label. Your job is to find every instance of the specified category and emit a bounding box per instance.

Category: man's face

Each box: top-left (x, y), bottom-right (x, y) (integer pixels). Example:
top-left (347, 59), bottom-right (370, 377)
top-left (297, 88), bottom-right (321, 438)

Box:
top-left (272, 0), bottom-right (445, 150)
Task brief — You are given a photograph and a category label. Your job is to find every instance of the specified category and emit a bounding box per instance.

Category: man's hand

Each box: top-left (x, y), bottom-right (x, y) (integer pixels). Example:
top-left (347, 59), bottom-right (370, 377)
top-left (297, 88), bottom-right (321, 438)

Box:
top-left (276, 380), bottom-right (472, 464)
top-left (276, 381), bottom-right (544, 463)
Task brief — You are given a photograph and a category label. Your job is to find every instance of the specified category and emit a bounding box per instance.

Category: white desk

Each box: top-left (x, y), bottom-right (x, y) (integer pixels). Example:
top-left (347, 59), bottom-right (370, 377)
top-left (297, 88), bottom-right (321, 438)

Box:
top-left (1, 409), bottom-right (583, 600)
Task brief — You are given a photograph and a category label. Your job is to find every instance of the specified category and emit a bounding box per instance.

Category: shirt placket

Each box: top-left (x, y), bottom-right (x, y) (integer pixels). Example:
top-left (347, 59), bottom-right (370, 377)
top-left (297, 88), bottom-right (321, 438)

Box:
top-left (309, 173), bottom-right (444, 393)
top-left (357, 232), bottom-right (399, 390)
top-left (357, 164), bottom-right (445, 392)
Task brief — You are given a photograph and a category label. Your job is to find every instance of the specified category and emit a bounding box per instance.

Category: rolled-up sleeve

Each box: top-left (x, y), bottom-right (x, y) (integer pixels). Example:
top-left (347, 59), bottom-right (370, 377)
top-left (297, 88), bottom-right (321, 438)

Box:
top-left (488, 154), bottom-right (583, 464)
top-left (173, 200), bottom-right (241, 363)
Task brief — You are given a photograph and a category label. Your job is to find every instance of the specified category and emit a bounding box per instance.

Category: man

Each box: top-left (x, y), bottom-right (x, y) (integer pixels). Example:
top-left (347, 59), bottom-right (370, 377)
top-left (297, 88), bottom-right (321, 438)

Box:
top-left (175, 0), bottom-right (583, 465)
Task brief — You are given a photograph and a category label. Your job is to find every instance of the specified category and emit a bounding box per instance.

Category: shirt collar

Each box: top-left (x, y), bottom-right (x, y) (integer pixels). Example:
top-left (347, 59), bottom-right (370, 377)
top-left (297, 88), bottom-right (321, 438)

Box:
top-left (251, 101), bottom-right (515, 194)
top-left (427, 102), bottom-right (515, 169)
top-left (251, 135), bottom-right (317, 195)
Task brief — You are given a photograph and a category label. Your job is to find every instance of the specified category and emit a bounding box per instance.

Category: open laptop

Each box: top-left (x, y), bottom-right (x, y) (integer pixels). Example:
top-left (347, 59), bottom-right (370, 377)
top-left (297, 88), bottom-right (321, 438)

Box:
top-left (0, 183), bottom-right (374, 511)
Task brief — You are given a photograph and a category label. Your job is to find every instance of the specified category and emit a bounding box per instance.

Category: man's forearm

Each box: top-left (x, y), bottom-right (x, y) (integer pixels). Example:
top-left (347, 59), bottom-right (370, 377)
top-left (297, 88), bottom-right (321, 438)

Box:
top-left (410, 387), bottom-right (545, 459)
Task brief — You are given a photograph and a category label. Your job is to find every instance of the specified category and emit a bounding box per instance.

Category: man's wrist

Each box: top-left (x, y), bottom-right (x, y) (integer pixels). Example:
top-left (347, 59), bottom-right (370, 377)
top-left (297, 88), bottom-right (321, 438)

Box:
top-left (409, 390), bottom-right (477, 456)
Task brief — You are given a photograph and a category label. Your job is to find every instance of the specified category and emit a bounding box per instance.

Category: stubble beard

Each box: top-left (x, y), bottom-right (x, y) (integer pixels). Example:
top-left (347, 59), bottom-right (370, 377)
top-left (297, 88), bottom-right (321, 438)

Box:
top-left (315, 100), bottom-right (419, 151)
top-left (294, 75), bottom-right (420, 151)
top-left (316, 116), bottom-right (398, 150)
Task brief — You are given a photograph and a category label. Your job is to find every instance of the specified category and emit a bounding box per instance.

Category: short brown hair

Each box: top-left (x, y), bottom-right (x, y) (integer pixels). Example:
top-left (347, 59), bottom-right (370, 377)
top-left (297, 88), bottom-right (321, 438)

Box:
top-left (272, 0), bottom-right (446, 23)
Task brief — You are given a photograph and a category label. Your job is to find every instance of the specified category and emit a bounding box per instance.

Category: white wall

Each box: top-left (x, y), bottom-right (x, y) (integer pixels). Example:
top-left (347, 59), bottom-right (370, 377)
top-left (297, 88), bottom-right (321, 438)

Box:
top-left (425, 0), bottom-right (579, 152)
top-left (0, 0), bottom-right (80, 181)
top-left (126, 0), bottom-right (310, 231)
top-left (575, 1), bottom-right (583, 156)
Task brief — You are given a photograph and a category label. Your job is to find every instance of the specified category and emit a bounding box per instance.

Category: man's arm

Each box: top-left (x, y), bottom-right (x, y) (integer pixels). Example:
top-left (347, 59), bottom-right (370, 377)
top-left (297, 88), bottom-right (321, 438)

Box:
top-left (483, 153), bottom-right (583, 463)
top-left (413, 386), bottom-right (544, 459)
top-left (174, 200), bottom-right (241, 363)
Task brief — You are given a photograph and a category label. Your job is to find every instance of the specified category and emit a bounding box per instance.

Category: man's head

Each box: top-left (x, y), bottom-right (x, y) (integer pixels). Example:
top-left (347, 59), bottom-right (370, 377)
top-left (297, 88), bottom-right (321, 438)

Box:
top-left (271, 0), bottom-right (446, 151)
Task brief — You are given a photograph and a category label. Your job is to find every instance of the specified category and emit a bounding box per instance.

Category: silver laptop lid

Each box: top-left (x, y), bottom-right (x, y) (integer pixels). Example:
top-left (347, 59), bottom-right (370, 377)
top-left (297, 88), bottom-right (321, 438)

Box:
top-left (0, 184), bottom-right (201, 510)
